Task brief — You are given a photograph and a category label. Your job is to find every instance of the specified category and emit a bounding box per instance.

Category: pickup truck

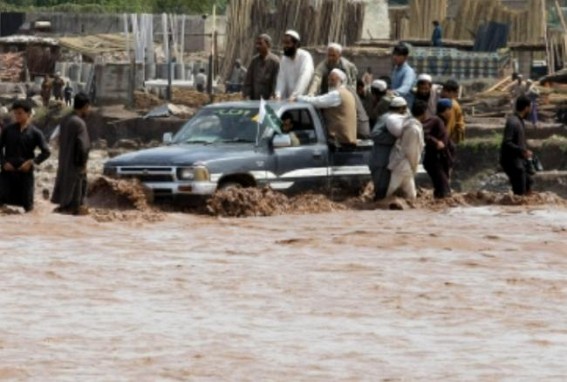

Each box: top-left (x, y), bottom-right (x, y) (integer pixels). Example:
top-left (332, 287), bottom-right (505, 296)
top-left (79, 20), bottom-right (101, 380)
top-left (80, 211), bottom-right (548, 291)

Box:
top-left (103, 101), bottom-right (373, 199)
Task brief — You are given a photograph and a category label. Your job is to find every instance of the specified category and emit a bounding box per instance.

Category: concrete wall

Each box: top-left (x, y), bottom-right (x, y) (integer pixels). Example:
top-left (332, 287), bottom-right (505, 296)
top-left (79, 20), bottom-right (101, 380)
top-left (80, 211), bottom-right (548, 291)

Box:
top-left (25, 12), bottom-right (211, 52)
top-left (89, 116), bottom-right (185, 146)
top-left (94, 63), bottom-right (144, 105)
top-left (362, 0), bottom-right (390, 40)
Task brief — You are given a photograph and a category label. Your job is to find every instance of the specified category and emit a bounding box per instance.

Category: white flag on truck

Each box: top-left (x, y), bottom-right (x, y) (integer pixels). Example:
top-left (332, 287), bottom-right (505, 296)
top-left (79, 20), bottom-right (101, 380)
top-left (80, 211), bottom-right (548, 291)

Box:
top-left (257, 97), bottom-right (267, 124)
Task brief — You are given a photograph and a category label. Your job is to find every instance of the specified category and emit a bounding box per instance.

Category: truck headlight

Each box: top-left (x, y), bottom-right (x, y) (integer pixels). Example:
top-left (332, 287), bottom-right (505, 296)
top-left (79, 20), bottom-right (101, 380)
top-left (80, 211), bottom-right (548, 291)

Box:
top-left (178, 167), bottom-right (194, 180)
top-left (193, 166), bottom-right (210, 181)
top-left (177, 166), bottom-right (210, 181)
top-left (103, 166), bottom-right (117, 177)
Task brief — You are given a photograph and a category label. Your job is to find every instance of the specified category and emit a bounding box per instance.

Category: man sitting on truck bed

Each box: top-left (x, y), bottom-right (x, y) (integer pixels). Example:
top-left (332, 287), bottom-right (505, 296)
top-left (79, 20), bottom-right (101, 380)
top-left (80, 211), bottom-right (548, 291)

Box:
top-left (293, 68), bottom-right (357, 146)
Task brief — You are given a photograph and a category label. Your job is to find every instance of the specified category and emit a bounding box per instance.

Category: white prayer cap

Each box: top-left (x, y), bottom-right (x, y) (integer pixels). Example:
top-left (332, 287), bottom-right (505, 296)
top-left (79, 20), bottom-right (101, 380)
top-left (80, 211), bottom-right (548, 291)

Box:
top-left (386, 113), bottom-right (406, 138)
top-left (371, 79), bottom-right (388, 92)
top-left (390, 96), bottom-right (407, 108)
top-left (417, 73), bottom-right (432, 83)
top-left (285, 30), bottom-right (300, 42)
top-left (327, 42), bottom-right (342, 53)
top-left (330, 68), bottom-right (347, 83)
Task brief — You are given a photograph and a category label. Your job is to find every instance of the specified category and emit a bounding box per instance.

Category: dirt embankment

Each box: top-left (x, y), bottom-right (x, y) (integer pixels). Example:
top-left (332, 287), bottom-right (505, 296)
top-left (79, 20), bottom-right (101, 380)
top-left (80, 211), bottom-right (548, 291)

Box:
top-left (205, 185), bottom-right (566, 218)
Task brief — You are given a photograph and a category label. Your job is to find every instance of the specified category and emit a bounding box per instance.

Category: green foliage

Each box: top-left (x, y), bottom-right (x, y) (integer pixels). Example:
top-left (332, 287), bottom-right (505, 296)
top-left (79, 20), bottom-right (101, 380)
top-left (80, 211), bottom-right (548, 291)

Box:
top-left (0, 0), bottom-right (227, 14)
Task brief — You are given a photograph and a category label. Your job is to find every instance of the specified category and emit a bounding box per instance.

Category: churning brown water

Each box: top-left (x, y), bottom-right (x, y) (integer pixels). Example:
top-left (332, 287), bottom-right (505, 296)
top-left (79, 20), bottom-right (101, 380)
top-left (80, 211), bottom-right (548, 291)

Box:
top-left (1, 199), bottom-right (567, 380)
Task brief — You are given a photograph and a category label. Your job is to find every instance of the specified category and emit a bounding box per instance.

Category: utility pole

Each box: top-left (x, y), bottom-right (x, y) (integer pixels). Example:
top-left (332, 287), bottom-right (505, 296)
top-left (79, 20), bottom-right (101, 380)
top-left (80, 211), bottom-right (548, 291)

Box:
top-left (167, 27), bottom-right (173, 102)
top-left (206, 5), bottom-right (216, 101)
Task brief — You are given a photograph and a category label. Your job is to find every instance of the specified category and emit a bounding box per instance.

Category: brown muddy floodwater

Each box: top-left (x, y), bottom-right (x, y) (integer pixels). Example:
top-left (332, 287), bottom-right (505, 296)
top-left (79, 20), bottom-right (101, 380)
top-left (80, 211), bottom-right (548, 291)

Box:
top-left (1, 199), bottom-right (567, 381)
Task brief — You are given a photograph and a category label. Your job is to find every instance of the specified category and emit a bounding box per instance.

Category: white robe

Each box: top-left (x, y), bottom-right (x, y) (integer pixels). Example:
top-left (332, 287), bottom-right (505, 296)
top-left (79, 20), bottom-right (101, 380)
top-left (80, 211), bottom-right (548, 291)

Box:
top-left (387, 117), bottom-right (425, 199)
top-left (275, 48), bottom-right (314, 99)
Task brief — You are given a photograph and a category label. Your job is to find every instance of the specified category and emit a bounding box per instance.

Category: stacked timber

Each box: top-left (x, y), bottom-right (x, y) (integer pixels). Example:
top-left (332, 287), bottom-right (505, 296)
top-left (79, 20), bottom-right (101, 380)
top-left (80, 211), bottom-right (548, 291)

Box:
top-left (402, 0), bottom-right (545, 44)
top-left (408, 0), bottom-right (448, 39)
top-left (448, 0), bottom-right (545, 44)
top-left (222, 0), bottom-right (365, 78)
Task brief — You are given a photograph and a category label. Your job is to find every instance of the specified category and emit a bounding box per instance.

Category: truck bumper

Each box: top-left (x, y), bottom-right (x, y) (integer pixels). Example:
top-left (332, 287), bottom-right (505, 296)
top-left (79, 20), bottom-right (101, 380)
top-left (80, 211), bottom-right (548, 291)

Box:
top-left (144, 181), bottom-right (218, 197)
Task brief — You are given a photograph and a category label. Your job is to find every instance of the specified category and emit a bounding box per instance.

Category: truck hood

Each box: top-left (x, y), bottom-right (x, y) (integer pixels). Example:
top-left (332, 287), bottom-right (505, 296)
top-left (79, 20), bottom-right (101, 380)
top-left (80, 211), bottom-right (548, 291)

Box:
top-left (106, 143), bottom-right (258, 167)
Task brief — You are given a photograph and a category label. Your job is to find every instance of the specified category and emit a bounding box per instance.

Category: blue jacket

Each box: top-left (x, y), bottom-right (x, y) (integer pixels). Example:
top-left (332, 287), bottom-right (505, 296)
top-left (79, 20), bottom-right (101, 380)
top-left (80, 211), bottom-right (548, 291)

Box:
top-left (432, 26), bottom-right (442, 47)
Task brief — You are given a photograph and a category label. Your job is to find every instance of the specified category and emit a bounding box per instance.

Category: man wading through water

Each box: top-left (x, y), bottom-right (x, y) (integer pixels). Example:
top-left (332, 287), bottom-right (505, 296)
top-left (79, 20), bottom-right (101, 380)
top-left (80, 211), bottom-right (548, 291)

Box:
top-left (0, 100), bottom-right (51, 212)
top-left (52, 93), bottom-right (91, 215)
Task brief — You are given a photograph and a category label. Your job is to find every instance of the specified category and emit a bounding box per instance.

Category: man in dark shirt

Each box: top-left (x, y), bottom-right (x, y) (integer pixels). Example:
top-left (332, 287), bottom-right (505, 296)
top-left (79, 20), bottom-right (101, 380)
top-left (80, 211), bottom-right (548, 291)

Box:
top-left (500, 95), bottom-right (533, 195)
top-left (52, 93), bottom-right (91, 215)
top-left (0, 100), bottom-right (51, 212)
top-left (242, 34), bottom-right (280, 100)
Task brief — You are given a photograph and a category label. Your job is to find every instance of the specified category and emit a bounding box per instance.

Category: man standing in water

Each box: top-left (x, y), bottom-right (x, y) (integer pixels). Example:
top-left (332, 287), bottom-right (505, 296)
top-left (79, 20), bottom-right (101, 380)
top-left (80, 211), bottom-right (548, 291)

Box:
top-left (500, 95), bottom-right (533, 195)
top-left (52, 93), bottom-right (91, 215)
top-left (0, 100), bottom-right (51, 212)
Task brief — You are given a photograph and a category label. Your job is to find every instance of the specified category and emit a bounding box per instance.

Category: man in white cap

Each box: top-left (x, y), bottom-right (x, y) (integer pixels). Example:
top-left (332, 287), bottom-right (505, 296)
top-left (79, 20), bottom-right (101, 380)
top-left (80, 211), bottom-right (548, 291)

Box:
top-left (275, 30), bottom-right (314, 100)
top-left (295, 68), bottom-right (357, 146)
top-left (414, 73), bottom-right (441, 117)
top-left (367, 79), bottom-right (393, 127)
top-left (368, 96), bottom-right (409, 200)
top-left (386, 100), bottom-right (425, 200)
top-left (307, 42), bottom-right (358, 96)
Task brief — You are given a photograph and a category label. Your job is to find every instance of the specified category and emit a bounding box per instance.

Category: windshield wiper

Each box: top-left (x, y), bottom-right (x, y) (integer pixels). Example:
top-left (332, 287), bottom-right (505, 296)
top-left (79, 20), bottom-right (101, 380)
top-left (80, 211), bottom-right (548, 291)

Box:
top-left (183, 140), bottom-right (214, 145)
top-left (219, 138), bottom-right (255, 143)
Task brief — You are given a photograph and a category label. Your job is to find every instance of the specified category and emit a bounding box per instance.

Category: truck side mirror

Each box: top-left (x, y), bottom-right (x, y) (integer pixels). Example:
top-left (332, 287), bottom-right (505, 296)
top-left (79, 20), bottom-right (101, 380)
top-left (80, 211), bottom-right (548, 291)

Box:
top-left (163, 132), bottom-right (173, 144)
top-left (273, 133), bottom-right (292, 148)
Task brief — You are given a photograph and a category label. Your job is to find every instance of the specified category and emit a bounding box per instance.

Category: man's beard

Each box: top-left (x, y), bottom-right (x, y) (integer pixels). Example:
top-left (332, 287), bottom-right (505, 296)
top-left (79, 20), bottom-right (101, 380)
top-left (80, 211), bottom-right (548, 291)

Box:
top-left (415, 92), bottom-right (430, 101)
top-left (283, 46), bottom-right (297, 57)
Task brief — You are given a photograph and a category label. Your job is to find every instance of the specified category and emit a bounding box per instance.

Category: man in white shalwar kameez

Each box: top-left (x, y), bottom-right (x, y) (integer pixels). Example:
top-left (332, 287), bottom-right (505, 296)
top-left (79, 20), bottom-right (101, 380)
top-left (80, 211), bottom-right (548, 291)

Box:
top-left (275, 30), bottom-right (315, 100)
top-left (385, 100), bottom-right (426, 200)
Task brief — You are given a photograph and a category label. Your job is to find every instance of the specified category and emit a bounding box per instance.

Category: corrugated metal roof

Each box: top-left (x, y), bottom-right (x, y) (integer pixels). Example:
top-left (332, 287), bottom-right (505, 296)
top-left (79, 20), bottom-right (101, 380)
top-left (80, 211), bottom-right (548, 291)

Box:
top-left (0, 35), bottom-right (58, 45)
top-left (58, 34), bottom-right (132, 57)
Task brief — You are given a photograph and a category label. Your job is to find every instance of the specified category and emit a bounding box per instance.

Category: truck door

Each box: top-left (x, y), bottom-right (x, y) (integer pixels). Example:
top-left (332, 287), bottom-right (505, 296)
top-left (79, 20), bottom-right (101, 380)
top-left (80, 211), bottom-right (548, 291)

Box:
top-left (329, 142), bottom-right (373, 192)
top-left (270, 107), bottom-right (329, 193)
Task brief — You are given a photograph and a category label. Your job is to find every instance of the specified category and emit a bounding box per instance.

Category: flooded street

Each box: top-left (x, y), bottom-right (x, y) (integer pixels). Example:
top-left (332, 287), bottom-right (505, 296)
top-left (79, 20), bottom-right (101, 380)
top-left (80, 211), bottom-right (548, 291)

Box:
top-left (1, 203), bottom-right (567, 380)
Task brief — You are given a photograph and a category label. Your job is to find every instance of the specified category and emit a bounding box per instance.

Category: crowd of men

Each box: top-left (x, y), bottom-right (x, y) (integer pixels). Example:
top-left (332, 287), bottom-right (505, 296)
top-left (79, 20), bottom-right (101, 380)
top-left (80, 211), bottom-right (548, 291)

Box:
top-left (229, 29), bottom-right (537, 199)
top-left (0, 29), bottom-right (539, 213)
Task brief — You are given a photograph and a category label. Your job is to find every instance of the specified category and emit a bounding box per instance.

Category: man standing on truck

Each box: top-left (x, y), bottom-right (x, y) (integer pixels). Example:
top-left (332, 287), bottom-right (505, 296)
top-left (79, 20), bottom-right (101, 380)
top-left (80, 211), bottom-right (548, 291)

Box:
top-left (243, 34), bottom-right (280, 100)
top-left (275, 30), bottom-right (314, 100)
top-left (294, 68), bottom-right (357, 146)
top-left (369, 96), bottom-right (408, 200)
top-left (307, 42), bottom-right (358, 96)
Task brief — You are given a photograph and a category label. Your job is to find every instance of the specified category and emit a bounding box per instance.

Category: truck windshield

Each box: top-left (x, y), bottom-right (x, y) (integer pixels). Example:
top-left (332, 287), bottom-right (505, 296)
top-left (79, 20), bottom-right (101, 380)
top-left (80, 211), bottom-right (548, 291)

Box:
top-left (172, 106), bottom-right (282, 144)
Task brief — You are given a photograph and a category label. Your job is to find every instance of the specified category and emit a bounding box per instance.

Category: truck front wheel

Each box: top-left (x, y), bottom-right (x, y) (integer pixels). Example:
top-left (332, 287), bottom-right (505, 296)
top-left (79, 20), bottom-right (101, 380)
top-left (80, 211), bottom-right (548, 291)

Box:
top-left (218, 181), bottom-right (244, 191)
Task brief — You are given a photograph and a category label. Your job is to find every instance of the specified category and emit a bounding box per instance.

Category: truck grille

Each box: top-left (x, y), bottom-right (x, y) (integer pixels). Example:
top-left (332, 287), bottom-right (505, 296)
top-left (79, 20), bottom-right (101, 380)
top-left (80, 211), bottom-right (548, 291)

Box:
top-left (118, 167), bottom-right (175, 183)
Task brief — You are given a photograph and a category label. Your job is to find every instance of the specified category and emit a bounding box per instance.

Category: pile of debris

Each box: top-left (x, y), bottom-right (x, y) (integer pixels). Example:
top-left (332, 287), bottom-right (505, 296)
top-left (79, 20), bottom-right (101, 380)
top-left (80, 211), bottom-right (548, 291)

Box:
top-left (133, 91), bottom-right (163, 110)
top-left (0, 52), bottom-right (24, 82)
top-left (172, 89), bottom-right (243, 108)
top-left (460, 76), bottom-right (556, 121)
